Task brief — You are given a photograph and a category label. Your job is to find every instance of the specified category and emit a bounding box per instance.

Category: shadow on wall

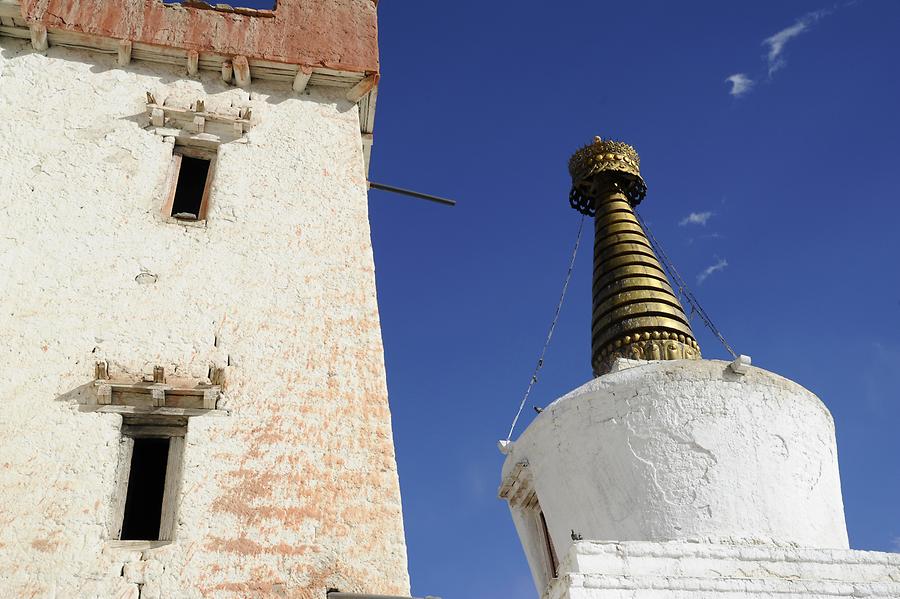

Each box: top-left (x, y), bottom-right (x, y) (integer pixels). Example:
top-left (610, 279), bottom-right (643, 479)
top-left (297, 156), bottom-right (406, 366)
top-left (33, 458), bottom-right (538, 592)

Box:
top-left (0, 36), bottom-right (359, 111)
top-left (53, 382), bottom-right (99, 406)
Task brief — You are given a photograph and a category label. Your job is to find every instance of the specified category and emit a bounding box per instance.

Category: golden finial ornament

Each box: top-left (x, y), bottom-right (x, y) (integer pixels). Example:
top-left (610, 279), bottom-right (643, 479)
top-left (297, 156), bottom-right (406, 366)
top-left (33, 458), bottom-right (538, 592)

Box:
top-left (569, 137), bottom-right (646, 215)
top-left (569, 137), bottom-right (701, 376)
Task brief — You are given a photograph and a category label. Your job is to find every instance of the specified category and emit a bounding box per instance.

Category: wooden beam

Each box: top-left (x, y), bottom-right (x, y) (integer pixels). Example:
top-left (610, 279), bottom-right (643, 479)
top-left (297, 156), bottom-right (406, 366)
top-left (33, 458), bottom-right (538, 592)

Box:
top-left (150, 107), bottom-right (165, 127)
top-left (122, 425), bottom-right (185, 438)
top-left (202, 388), bottom-right (218, 410)
top-left (0, 4), bottom-right (21, 18)
top-left (0, 24), bottom-right (28, 40)
top-left (210, 367), bottom-right (226, 386)
top-left (346, 73), bottom-right (378, 103)
top-left (233, 55), bottom-right (251, 88)
top-left (151, 387), bottom-right (165, 408)
top-left (117, 39), bottom-right (132, 66)
top-left (96, 383), bottom-right (112, 406)
top-left (158, 436), bottom-right (185, 541)
top-left (105, 540), bottom-right (171, 551)
top-left (95, 360), bottom-right (110, 380)
top-left (221, 59), bottom-right (233, 84)
top-left (187, 50), bottom-right (199, 75)
top-left (292, 67), bottom-right (312, 93)
top-left (29, 23), bottom-right (47, 51)
top-left (90, 405), bottom-right (227, 417)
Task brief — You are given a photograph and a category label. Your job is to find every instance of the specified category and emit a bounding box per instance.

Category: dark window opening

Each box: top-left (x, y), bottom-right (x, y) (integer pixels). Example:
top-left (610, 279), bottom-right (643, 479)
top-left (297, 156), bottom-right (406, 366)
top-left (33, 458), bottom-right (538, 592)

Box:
top-left (539, 510), bottom-right (559, 579)
top-left (170, 156), bottom-right (211, 221)
top-left (162, 0), bottom-right (277, 10)
top-left (120, 437), bottom-right (170, 540)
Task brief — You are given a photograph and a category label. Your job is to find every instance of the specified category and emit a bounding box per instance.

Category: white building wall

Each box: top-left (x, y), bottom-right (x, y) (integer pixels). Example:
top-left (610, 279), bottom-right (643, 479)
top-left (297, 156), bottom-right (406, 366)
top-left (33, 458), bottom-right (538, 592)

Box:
top-left (0, 38), bottom-right (409, 598)
top-left (501, 360), bottom-right (850, 595)
top-left (550, 541), bottom-right (900, 599)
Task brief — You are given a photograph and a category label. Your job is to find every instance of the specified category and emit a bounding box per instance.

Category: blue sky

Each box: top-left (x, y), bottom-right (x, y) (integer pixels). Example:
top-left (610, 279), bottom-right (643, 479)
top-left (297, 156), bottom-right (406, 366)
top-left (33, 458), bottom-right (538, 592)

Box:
top-left (257, 1), bottom-right (898, 597)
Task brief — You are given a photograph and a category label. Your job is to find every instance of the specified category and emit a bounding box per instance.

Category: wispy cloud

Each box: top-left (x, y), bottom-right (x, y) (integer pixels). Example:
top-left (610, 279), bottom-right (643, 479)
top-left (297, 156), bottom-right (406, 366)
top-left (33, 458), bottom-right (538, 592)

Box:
top-left (697, 258), bottom-right (728, 284)
top-left (725, 73), bottom-right (754, 97)
top-left (763, 9), bottom-right (830, 76)
top-left (892, 536), bottom-right (900, 552)
top-left (679, 211), bottom-right (713, 226)
top-left (725, 5), bottom-right (844, 96)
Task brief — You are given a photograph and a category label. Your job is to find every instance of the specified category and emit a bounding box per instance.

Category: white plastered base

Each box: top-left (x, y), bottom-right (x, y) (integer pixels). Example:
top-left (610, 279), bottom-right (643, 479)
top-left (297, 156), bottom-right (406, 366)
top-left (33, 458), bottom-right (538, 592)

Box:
top-left (550, 541), bottom-right (900, 599)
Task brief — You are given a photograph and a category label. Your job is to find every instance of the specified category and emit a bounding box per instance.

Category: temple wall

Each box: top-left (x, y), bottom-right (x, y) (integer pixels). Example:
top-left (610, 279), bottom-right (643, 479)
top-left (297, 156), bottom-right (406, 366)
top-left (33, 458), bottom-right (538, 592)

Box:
top-left (18, 0), bottom-right (379, 73)
top-left (501, 359), bottom-right (849, 593)
top-left (0, 38), bottom-right (408, 599)
top-left (550, 541), bottom-right (900, 599)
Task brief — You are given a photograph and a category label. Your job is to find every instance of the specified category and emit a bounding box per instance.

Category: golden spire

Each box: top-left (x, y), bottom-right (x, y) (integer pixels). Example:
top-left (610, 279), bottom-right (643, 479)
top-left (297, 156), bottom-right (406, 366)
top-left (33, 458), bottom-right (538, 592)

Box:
top-left (569, 137), bottom-right (701, 376)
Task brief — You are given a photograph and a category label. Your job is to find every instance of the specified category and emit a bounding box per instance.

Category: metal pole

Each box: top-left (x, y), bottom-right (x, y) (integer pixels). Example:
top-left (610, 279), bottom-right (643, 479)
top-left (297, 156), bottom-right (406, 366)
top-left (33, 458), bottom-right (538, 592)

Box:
top-left (368, 181), bottom-right (456, 207)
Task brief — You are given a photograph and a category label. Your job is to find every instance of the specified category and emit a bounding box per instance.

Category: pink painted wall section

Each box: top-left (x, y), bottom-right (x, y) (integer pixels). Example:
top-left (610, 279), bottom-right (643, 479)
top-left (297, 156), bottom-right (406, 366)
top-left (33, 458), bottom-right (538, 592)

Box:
top-left (21, 0), bottom-right (379, 73)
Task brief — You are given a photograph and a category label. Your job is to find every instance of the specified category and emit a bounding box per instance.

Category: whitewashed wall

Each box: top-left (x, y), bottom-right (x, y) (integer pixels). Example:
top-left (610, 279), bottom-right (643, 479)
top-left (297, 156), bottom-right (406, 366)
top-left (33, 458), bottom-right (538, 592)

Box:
top-left (501, 359), bottom-right (849, 594)
top-left (549, 541), bottom-right (900, 599)
top-left (0, 38), bottom-right (409, 598)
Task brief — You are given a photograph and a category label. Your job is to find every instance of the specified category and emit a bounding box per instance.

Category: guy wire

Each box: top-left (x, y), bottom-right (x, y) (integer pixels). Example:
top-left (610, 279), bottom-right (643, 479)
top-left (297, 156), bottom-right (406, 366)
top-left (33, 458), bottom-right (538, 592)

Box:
top-left (506, 214), bottom-right (586, 442)
top-left (634, 210), bottom-right (738, 359)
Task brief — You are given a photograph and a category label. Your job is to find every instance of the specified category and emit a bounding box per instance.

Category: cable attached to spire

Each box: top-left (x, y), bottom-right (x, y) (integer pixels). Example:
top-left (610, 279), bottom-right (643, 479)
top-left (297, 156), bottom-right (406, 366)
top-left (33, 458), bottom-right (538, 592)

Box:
top-left (634, 210), bottom-right (738, 359)
top-left (505, 214), bottom-right (586, 442)
top-left (503, 209), bottom-right (735, 444)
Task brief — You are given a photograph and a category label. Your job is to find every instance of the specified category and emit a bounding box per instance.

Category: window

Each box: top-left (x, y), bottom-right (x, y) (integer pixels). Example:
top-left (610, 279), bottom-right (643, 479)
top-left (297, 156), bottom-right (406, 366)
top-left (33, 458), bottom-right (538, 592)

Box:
top-left (121, 438), bottom-right (169, 540)
top-left (538, 510), bottom-right (559, 579)
top-left (170, 156), bottom-right (210, 220)
top-left (162, 0), bottom-right (277, 11)
top-left (162, 147), bottom-right (216, 222)
top-left (115, 421), bottom-right (185, 542)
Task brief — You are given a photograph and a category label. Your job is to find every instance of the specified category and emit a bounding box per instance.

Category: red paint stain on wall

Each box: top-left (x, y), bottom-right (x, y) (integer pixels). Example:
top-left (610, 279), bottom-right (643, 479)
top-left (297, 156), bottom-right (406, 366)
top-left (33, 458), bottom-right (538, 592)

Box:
top-left (205, 535), bottom-right (313, 556)
top-left (30, 538), bottom-right (59, 553)
top-left (21, 0), bottom-right (379, 74)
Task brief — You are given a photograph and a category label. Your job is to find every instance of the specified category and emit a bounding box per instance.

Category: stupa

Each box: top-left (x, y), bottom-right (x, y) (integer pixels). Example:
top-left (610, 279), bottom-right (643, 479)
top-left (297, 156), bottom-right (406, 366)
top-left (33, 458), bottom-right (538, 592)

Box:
top-left (499, 137), bottom-right (900, 599)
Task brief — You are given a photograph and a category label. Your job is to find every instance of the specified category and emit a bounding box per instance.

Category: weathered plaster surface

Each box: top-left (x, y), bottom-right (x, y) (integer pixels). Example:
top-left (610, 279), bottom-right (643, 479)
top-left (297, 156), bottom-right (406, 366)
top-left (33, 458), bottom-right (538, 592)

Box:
top-left (0, 39), bottom-right (407, 598)
top-left (20, 0), bottom-right (379, 73)
top-left (549, 541), bottom-right (900, 599)
top-left (502, 359), bottom-right (849, 592)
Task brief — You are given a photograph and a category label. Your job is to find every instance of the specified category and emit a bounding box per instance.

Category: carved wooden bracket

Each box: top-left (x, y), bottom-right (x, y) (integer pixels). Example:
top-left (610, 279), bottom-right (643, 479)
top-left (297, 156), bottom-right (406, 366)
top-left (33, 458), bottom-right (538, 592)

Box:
top-left (145, 92), bottom-right (253, 148)
top-left (498, 460), bottom-right (538, 509)
top-left (94, 362), bottom-right (222, 411)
